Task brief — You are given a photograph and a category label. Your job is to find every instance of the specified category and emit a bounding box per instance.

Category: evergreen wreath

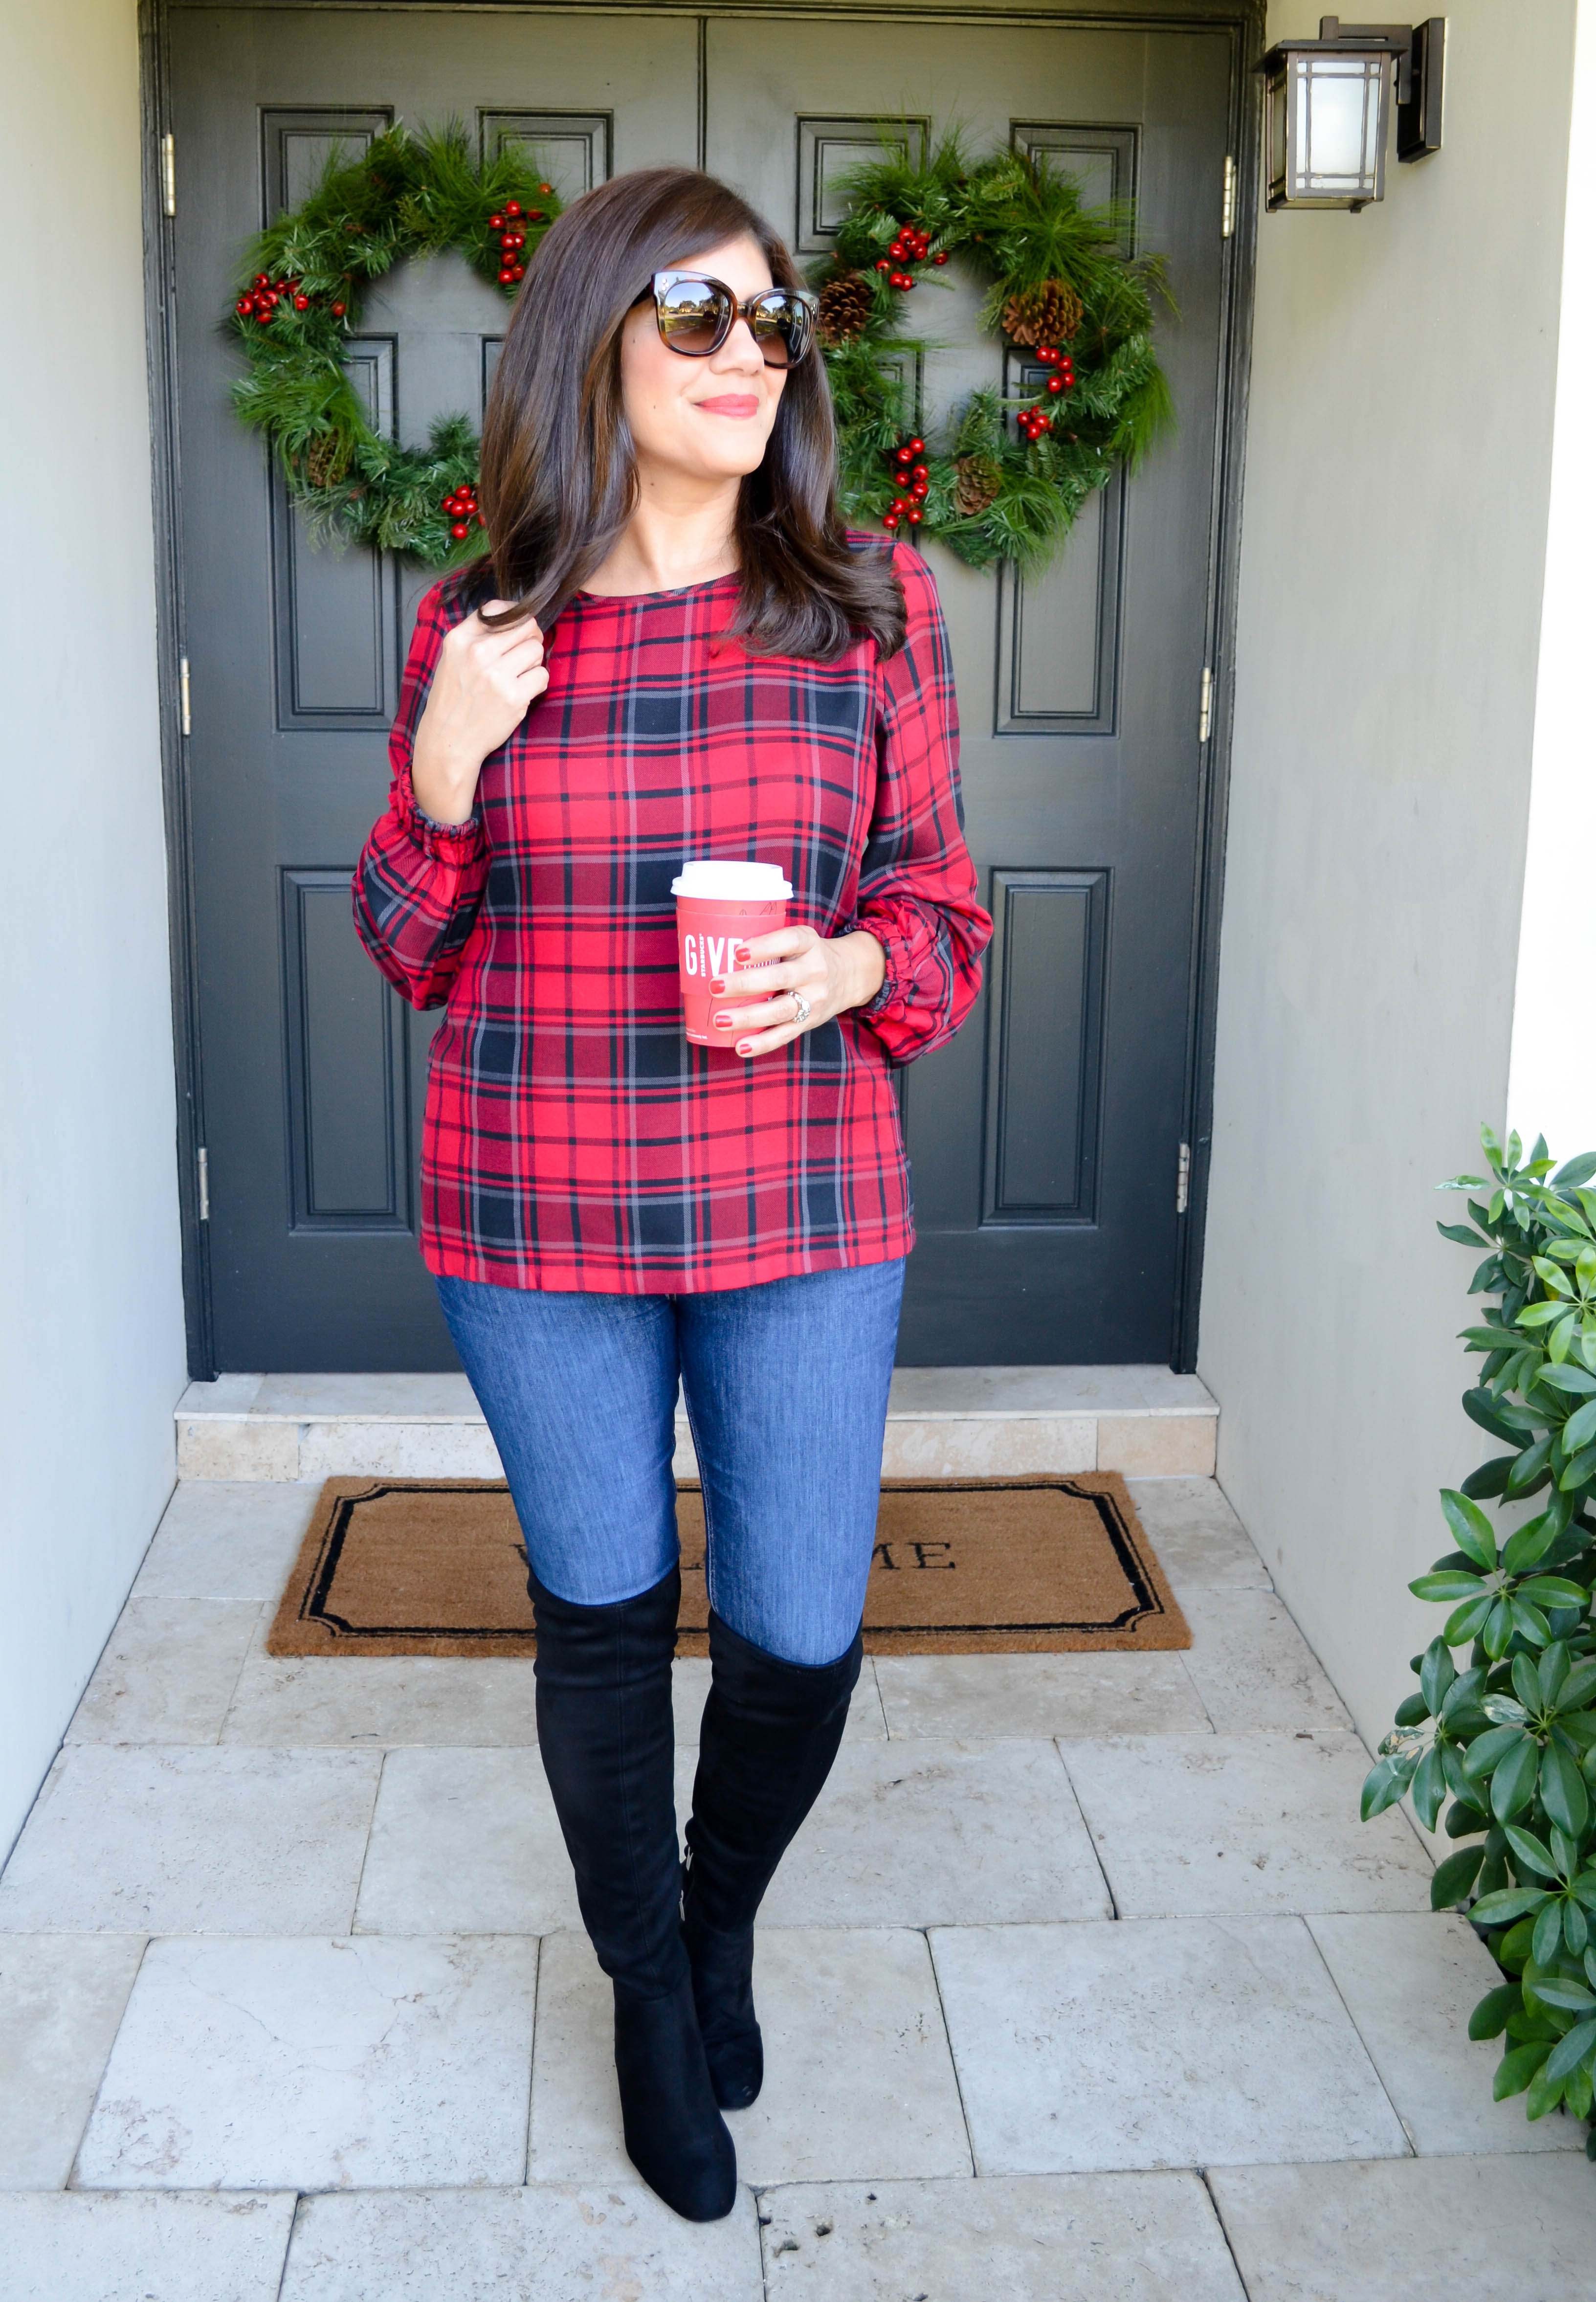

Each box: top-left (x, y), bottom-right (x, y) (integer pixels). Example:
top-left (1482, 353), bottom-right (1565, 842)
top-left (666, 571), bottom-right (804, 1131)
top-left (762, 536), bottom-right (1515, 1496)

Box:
top-left (227, 123), bottom-right (561, 566)
top-left (815, 136), bottom-right (1175, 570)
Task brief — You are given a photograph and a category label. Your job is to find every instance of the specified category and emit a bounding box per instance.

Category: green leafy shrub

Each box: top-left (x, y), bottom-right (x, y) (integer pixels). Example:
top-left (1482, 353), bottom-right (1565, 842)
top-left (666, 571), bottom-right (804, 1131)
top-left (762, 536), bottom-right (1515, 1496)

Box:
top-left (1363, 1127), bottom-right (1596, 2150)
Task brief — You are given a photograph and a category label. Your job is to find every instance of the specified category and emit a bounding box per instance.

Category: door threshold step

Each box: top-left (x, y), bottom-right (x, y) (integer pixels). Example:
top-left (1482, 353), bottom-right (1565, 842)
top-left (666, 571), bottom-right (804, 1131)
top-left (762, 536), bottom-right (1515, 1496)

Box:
top-left (175, 1366), bottom-right (1216, 1483)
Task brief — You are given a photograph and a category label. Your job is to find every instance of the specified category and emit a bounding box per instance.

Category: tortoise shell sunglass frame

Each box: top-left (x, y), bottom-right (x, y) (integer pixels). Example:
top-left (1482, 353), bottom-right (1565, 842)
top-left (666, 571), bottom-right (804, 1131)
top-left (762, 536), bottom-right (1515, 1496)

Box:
top-left (640, 269), bottom-right (819, 368)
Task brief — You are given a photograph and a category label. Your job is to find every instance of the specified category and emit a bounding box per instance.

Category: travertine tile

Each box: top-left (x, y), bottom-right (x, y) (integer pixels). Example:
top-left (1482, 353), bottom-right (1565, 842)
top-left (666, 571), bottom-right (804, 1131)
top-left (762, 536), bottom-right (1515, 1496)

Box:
top-left (1307, 1912), bottom-right (1583, 2155)
top-left (177, 1416), bottom-right (300, 1481)
top-left (881, 1416), bottom-right (1095, 1477)
top-left (0, 1747), bottom-right (378, 1934)
top-left (297, 1421), bottom-right (505, 1481)
top-left (1097, 1415), bottom-right (1217, 1476)
top-left (757, 2171), bottom-right (1247, 2300)
top-left (886, 1367), bottom-right (1215, 1416)
top-left (1059, 1733), bottom-right (1431, 1916)
top-left (77, 1934), bottom-right (537, 2191)
top-left (1124, 1477), bottom-right (1272, 1593)
top-left (757, 1740), bottom-right (1110, 1927)
top-left (280, 2184), bottom-right (765, 2301)
top-left (875, 1652), bottom-right (1211, 1741)
top-left (66, 1597), bottom-right (261, 1744)
top-left (1209, 2157), bottom-right (1596, 2301)
top-left (671, 1658), bottom-right (887, 1748)
top-left (132, 1480), bottom-right (322, 1601)
top-left (931, 1916), bottom-right (1407, 2173)
top-left (529, 1927), bottom-right (971, 2187)
top-left (1177, 1587), bottom-right (1353, 1732)
top-left (222, 1652), bottom-right (539, 1746)
top-left (0, 1936), bottom-right (146, 2188)
top-left (176, 1374), bottom-right (266, 1417)
top-left (355, 1748), bottom-right (580, 1934)
top-left (0, 2190), bottom-right (295, 2302)
top-left (252, 1373), bottom-right (481, 1420)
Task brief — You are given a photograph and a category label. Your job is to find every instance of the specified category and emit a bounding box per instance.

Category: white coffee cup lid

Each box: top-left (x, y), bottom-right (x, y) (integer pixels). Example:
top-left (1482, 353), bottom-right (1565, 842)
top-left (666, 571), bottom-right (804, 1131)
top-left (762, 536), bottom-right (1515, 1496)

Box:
top-left (670, 860), bottom-right (793, 899)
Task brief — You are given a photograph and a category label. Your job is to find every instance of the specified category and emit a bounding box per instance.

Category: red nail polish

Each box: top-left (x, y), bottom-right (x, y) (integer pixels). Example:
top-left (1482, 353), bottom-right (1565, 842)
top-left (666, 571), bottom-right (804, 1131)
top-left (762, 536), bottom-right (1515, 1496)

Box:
top-left (712, 1013), bottom-right (732, 1029)
top-left (735, 1040), bottom-right (754, 1056)
top-left (709, 978), bottom-right (727, 995)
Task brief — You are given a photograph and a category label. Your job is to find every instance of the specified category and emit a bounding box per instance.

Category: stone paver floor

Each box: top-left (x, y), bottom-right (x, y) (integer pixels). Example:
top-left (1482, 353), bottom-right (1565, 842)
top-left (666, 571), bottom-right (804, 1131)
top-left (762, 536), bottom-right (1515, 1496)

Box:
top-left (2, 1475), bottom-right (1590, 2299)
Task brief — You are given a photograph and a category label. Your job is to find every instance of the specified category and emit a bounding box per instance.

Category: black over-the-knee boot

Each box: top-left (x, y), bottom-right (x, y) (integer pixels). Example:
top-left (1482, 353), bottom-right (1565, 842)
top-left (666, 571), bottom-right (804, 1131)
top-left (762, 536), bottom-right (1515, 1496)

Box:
top-left (682, 1609), bottom-right (863, 2108)
top-left (530, 1562), bottom-right (736, 2222)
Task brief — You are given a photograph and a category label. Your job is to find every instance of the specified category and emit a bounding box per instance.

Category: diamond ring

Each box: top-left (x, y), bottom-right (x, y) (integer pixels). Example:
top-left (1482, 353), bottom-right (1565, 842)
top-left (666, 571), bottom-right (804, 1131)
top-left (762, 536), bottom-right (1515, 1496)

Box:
top-left (790, 989), bottom-right (812, 1026)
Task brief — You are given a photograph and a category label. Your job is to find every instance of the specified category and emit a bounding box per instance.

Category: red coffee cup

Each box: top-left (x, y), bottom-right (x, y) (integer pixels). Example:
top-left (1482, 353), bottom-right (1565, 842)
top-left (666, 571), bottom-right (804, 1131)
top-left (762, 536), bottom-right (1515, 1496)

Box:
top-left (672, 860), bottom-right (793, 1048)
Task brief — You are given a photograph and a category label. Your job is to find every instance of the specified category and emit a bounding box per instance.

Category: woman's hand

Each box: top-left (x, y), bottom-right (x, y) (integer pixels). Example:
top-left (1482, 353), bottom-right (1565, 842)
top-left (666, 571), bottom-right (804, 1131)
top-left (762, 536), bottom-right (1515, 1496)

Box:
top-left (709, 925), bottom-right (887, 1058)
top-left (411, 601), bottom-right (549, 824)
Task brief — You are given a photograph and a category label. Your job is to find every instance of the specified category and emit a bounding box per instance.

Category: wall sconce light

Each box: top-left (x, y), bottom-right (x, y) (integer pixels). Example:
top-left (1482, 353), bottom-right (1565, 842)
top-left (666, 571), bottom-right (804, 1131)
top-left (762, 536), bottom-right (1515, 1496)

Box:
top-left (1257, 16), bottom-right (1444, 211)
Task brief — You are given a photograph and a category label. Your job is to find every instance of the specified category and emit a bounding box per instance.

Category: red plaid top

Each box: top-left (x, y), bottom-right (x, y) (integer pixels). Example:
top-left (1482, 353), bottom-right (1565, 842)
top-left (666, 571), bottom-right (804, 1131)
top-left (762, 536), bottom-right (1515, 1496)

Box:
top-left (354, 541), bottom-right (990, 1293)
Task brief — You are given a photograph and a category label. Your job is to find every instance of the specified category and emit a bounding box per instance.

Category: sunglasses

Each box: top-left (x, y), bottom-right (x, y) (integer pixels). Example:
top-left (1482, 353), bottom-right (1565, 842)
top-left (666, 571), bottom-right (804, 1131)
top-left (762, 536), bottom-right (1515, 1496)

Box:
top-left (643, 270), bottom-right (818, 368)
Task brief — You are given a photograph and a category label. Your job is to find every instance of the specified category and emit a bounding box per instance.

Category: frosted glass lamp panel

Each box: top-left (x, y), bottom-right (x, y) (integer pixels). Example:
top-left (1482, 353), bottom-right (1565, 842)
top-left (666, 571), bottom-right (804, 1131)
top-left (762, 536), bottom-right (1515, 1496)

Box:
top-left (1296, 55), bottom-right (1386, 201)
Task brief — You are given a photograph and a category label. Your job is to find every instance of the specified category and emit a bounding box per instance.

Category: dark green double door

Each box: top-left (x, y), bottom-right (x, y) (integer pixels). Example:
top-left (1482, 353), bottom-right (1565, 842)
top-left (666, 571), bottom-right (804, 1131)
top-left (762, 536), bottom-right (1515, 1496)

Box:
top-left (168, 0), bottom-right (1237, 1369)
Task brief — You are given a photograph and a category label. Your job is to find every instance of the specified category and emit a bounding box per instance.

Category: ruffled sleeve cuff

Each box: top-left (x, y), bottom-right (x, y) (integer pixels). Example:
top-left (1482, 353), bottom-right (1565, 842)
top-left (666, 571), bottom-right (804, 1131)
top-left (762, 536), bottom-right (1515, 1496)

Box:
top-left (396, 768), bottom-right (487, 865)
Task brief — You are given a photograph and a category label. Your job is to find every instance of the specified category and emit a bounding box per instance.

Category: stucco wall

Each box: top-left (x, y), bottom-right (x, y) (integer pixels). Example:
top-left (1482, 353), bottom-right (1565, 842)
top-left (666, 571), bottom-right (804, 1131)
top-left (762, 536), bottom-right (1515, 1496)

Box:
top-left (1201, 0), bottom-right (1578, 1744)
top-left (0, 1), bottom-right (186, 1858)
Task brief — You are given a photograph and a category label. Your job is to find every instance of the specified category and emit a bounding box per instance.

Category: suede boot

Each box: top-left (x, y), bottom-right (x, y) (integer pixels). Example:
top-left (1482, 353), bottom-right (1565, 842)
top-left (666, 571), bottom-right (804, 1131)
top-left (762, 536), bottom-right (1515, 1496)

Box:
top-left (530, 1562), bottom-right (735, 2222)
top-left (683, 1610), bottom-right (863, 2108)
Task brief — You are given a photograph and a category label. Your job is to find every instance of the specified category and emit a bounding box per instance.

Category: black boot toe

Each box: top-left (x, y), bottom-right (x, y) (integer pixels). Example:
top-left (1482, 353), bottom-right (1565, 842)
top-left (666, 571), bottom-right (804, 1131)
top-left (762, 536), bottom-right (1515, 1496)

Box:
top-left (613, 1974), bottom-right (738, 2222)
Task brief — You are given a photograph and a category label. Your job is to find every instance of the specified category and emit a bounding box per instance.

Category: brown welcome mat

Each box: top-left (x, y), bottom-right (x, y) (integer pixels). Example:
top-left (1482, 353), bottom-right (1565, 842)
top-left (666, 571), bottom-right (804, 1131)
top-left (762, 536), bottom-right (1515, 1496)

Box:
top-left (266, 1475), bottom-right (1188, 1658)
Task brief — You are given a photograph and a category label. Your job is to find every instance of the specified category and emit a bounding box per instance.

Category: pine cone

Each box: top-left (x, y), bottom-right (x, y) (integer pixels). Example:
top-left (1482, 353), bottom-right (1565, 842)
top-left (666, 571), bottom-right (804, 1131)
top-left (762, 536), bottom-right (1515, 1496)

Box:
top-left (817, 271), bottom-right (874, 347)
top-left (953, 454), bottom-right (1002, 518)
top-left (306, 430), bottom-right (350, 490)
top-left (1001, 279), bottom-right (1084, 347)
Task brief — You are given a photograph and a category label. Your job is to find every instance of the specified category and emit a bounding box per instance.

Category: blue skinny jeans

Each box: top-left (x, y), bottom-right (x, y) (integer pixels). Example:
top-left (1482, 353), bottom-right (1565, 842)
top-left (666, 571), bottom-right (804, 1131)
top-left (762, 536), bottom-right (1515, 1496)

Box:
top-left (436, 1259), bottom-right (905, 1667)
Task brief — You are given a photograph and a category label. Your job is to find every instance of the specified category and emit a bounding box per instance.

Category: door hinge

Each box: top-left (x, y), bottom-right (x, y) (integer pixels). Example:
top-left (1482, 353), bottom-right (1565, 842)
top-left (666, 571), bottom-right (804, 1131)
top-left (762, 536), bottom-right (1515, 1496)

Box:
top-left (1198, 665), bottom-right (1213, 744)
top-left (160, 132), bottom-right (176, 219)
top-left (197, 1146), bottom-right (210, 1222)
top-left (1221, 155), bottom-right (1237, 240)
top-left (1176, 1141), bottom-right (1192, 1217)
top-left (179, 655), bottom-right (191, 737)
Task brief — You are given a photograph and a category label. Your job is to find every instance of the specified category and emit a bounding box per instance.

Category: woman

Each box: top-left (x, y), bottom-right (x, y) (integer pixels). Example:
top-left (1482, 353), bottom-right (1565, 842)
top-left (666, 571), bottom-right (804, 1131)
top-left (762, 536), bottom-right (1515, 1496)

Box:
top-left (354, 166), bottom-right (990, 2222)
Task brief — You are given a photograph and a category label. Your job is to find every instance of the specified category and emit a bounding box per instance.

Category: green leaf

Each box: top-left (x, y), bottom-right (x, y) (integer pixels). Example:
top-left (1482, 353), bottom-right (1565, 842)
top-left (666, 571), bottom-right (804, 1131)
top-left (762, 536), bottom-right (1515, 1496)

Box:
top-left (1516, 1301), bottom-right (1569, 1329)
top-left (1544, 2016), bottom-right (1596, 2085)
top-left (1494, 2038), bottom-right (1551, 2099)
top-left (1530, 1975), bottom-right (1596, 2013)
top-left (1533, 1362), bottom-right (1596, 1394)
top-left (1512, 1651), bottom-right (1543, 1709)
top-left (1443, 1796), bottom-right (1487, 1838)
top-left (1499, 1913), bottom-right (1538, 1967)
top-left (1468, 1981), bottom-right (1519, 2039)
top-left (1412, 1744), bottom-right (1447, 1831)
top-left (1394, 1691), bottom-right (1431, 1727)
top-left (1503, 1513), bottom-right (1561, 1573)
top-left (1360, 1753), bottom-right (1416, 1821)
top-left (1561, 1398), bottom-right (1596, 1453)
top-left (1559, 1443), bottom-right (1596, 1491)
top-left (1564, 2057), bottom-right (1594, 2121)
top-left (1463, 1387), bottom-right (1537, 1446)
top-left (1533, 1897), bottom-right (1567, 1967)
top-left (1440, 1491), bottom-right (1497, 1571)
top-left (1462, 1456), bottom-right (1515, 1500)
top-left (1484, 1597), bottom-right (1517, 1658)
top-left (1505, 1823), bottom-right (1558, 1878)
top-left (1510, 1597), bottom-right (1553, 1645)
top-left (1412, 1571), bottom-right (1488, 1604)
top-left (1555, 1153), bottom-right (1596, 1187)
top-left (1532, 1256), bottom-right (1577, 1297)
top-left (1541, 1742), bottom-right (1591, 1838)
top-left (1567, 1898), bottom-right (1590, 1954)
top-left (1515, 1576), bottom-right (1589, 1609)
top-left (1443, 1593), bottom-right (1496, 1644)
top-left (1419, 1638), bottom-right (1456, 1718)
top-left (1526, 2058), bottom-right (1569, 2119)
top-left (1439, 1221), bottom-right (1491, 1247)
top-left (1463, 1725), bottom-right (1530, 1779)
top-left (1558, 1658), bottom-right (1596, 1709)
top-left (1470, 1885), bottom-right (1552, 1926)
top-left (1430, 1845), bottom-right (1484, 1908)
top-left (1538, 1642), bottom-right (1572, 1704)
top-left (1506, 1436), bottom-right (1555, 1492)
top-left (1491, 1735), bottom-right (1542, 1821)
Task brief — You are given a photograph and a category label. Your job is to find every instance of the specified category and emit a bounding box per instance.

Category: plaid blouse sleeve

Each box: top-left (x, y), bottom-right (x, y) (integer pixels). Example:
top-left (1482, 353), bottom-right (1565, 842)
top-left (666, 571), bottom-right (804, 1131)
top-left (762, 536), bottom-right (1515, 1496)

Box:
top-left (352, 581), bottom-right (490, 1012)
top-left (850, 547), bottom-right (993, 1061)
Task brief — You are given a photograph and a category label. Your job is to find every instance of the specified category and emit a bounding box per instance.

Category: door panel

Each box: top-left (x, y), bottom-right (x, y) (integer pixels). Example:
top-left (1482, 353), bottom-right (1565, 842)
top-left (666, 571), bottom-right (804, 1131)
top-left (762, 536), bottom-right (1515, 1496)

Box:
top-left (170, 8), bottom-right (700, 1368)
top-left (169, 4), bottom-right (1234, 1369)
top-left (707, 19), bottom-right (1230, 1360)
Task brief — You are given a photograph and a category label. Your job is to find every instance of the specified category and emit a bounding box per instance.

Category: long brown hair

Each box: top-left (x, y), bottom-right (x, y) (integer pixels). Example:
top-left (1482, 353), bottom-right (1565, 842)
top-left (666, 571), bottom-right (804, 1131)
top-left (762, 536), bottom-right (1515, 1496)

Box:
top-left (475, 166), bottom-right (906, 660)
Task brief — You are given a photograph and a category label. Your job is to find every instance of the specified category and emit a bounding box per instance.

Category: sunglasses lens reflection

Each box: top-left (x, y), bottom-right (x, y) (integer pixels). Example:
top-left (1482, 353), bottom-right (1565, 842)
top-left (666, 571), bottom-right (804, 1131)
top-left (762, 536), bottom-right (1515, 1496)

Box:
top-left (657, 279), bottom-right (731, 354)
top-left (749, 294), bottom-right (810, 367)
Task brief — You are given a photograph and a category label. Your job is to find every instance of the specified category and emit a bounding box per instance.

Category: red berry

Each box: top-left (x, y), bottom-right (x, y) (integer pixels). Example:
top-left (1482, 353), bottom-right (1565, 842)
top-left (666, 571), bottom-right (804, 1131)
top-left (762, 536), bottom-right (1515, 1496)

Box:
top-left (511, 265), bottom-right (525, 279)
top-left (332, 301), bottom-right (345, 316)
top-left (896, 448), bottom-right (913, 465)
top-left (506, 200), bottom-right (521, 216)
top-left (1047, 376), bottom-right (1064, 394)
top-left (912, 464), bottom-right (928, 481)
top-left (933, 250), bottom-right (949, 265)
top-left (875, 258), bottom-right (891, 273)
top-left (256, 310), bottom-right (273, 324)
top-left (451, 522), bottom-right (469, 540)
top-left (528, 209), bottom-right (545, 222)
top-left (883, 513), bottom-right (900, 530)
top-left (499, 269), bottom-right (513, 284)
top-left (236, 297), bottom-right (251, 315)
top-left (907, 507), bottom-right (923, 523)
top-left (254, 272), bottom-right (268, 287)
top-left (488, 213), bottom-right (504, 228)
top-left (293, 293), bottom-right (309, 310)
top-left (909, 439), bottom-right (924, 454)
top-left (538, 182), bottom-right (552, 194)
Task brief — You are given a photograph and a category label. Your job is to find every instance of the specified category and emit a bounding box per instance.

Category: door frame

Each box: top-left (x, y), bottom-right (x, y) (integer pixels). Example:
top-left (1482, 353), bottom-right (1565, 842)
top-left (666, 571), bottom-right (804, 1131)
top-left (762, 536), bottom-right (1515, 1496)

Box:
top-left (138, 0), bottom-right (1265, 1381)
